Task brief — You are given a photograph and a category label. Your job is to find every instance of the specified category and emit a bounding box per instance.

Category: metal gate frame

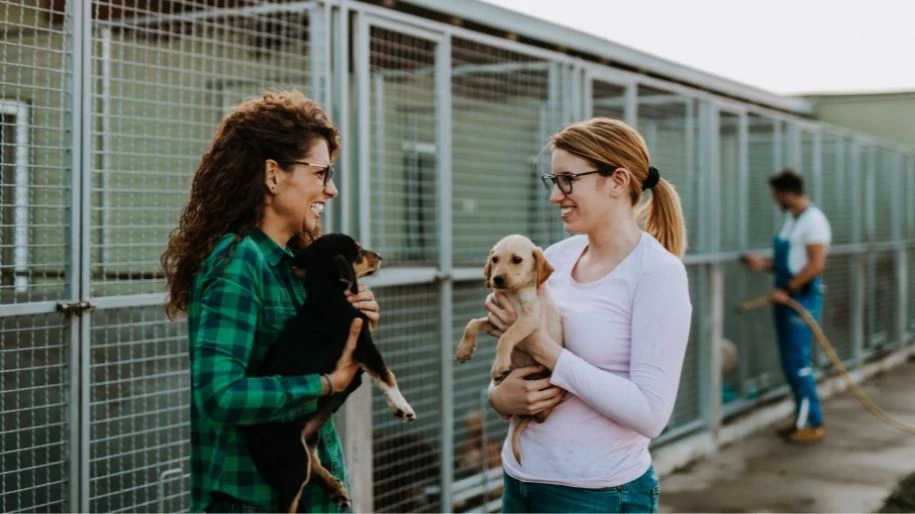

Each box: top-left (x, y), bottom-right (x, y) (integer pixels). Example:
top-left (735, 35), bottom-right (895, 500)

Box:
top-left (342, 4), bottom-right (584, 511)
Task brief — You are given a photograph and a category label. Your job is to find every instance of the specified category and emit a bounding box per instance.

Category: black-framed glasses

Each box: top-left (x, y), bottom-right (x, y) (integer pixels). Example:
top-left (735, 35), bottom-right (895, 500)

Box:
top-left (278, 160), bottom-right (335, 186)
top-left (540, 163), bottom-right (618, 194)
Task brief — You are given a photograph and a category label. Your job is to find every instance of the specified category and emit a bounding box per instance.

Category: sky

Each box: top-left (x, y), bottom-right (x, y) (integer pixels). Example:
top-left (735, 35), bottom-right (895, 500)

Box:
top-left (481, 0), bottom-right (915, 96)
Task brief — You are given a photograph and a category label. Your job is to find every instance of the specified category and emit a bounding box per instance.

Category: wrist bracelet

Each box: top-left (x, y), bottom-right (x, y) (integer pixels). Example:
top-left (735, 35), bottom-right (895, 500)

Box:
top-left (323, 373), bottom-right (336, 395)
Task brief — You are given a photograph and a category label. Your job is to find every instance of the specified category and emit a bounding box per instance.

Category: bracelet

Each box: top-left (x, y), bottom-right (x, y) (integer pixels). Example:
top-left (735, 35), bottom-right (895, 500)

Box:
top-left (323, 373), bottom-right (336, 395)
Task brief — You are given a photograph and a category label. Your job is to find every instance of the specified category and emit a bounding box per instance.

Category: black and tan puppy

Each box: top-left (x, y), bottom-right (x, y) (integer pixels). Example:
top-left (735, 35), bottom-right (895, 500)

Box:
top-left (244, 233), bottom-right (415, 513)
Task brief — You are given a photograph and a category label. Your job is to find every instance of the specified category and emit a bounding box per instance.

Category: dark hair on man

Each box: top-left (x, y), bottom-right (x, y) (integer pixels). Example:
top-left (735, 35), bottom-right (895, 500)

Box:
top-left (768, 168), bottom-right (805, 195)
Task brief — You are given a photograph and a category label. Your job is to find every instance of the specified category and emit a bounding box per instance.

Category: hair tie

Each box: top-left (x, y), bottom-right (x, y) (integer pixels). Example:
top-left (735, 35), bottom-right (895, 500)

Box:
top-left (643, 166), bottom-right (660, 191)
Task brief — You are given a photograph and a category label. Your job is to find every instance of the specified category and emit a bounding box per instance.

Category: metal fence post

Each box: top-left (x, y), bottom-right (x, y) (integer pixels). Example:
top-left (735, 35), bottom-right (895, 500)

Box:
top-left (705, 265), bottom-right (723, 437)
top-left (342, 10), bottom-right (375, 513)
top-left (893, 151), bottom-right (907, 347)
top-left (436, 32), bottom-right (455, 513)
top-left (64, 0), bottom-right (85, 510)
top-left (64, 0), bottom-right (94, 510)
top-left (850, 140), bottom-right (866, 365)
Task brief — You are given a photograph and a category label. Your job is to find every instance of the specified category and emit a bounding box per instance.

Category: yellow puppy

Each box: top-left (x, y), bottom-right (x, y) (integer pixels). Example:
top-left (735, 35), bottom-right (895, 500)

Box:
top-left (455, 234), bottom-right (564, 464)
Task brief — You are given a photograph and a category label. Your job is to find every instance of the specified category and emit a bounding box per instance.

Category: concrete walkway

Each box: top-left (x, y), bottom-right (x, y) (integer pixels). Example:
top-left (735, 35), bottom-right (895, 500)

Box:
top-left (660, 359), bottom-right (915, 513)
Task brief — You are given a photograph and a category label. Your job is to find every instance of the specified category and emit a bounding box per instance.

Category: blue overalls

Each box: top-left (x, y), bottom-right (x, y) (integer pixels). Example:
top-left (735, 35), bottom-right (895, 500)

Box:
top-left (773, 212), bottom-right (824, 430)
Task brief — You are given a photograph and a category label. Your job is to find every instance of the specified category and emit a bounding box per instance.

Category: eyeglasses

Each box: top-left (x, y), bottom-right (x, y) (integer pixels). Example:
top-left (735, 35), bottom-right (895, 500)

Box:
top-left (278, 160), bottom-right (335, 186)
top-left (540, 163), bottom-right (618, 194)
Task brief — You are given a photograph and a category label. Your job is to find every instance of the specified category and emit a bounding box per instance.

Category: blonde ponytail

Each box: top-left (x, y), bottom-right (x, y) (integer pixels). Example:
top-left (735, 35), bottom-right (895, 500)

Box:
top-left (637, 178), bottom-right (688, 258)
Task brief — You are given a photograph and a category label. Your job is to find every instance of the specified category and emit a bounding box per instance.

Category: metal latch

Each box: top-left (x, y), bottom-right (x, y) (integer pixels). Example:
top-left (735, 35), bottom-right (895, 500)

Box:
top-left (56, 300), bottom-right (96, 315)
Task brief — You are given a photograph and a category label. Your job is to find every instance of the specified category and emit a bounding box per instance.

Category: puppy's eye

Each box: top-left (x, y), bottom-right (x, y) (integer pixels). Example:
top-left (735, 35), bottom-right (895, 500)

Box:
top-left (511, 256), bottom-right (522, 264)
top-left (491, 256), bottom-right (499, 264)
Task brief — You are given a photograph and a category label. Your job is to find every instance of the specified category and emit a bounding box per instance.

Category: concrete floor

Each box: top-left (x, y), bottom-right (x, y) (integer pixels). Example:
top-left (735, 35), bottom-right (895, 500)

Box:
top-left (660, 360), bottom-right (915, 513)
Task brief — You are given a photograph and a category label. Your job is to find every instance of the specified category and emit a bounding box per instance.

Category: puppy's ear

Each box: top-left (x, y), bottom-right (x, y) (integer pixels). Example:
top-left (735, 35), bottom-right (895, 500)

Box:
top-left (534, 247), bottom-right (553, 286)
top-left (483, 254), bottom-right (493, 289)
top-left (334, 255), bottom-right (357, 293)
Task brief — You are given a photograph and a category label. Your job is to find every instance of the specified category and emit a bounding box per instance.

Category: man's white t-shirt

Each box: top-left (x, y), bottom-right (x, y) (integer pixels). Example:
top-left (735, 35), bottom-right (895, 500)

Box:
top-left (776, 206), bottom-right (831, 275)
top-left (500, 232), bottom-right (692, 489)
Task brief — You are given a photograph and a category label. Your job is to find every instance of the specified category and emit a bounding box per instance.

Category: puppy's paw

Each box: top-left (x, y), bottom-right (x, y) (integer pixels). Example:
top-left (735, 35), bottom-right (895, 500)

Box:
top-left (491, 359), bottom-right (511, 381)
top-left (395, 403), bottom-right (417, 423)
top-left (386, 391), bottom-right (416, 422)
top-left (455, 344), bottom-right (475, 363)
top-left (329, 481), bottom-right (351, 509)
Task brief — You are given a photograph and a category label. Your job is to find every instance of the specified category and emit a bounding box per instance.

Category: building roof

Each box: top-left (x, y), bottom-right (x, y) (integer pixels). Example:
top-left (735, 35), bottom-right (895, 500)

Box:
top-left (802, 89), bottom-right (915, 100)
top-left (397, 0), bottom-right (814, 115)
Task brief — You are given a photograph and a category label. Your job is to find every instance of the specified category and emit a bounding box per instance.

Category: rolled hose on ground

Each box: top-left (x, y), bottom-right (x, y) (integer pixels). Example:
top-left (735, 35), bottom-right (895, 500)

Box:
top-left (738, 295), bottom-right (915, 435)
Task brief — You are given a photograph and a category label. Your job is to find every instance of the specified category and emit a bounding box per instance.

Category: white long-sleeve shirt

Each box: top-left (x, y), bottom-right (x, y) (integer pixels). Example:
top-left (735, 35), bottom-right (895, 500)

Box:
top-left (501, 232), bottom-right (692, 488)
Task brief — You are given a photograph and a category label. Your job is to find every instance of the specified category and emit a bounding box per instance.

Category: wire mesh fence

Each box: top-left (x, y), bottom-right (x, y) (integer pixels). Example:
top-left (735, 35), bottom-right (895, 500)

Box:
top-left (0, 313), bottom-right (70, 513)
top-left (0, 0), bottom-right (72, 303)
top-left (0, 1), bottom-right (914, 513)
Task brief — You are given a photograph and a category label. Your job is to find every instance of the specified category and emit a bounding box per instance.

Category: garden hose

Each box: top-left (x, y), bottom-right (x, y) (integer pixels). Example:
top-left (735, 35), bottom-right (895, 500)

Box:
top-left (738, 296), bottom-right (915, 435)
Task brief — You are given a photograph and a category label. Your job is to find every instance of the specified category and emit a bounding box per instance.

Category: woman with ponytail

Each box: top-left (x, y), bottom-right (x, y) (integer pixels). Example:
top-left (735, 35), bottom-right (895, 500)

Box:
top-left (485, 118), bottom-right (692, 513)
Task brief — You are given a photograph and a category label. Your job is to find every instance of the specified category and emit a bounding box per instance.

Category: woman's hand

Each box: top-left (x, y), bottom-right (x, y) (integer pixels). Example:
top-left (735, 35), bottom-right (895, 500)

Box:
top-left (328, 318), bottom-right (364, 394)
top-left (488, 366), bottom-right (564, 417)
top-left (346, 285), bottom-right (380, 331)
top-left (484, 291), bottom-right (515, 337)
top-left (486, 291), bottom-right (562, 369)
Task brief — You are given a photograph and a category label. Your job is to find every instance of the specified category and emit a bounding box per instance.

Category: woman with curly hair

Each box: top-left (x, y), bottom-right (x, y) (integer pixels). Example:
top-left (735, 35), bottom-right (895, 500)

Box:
top-left (161, 90), bottom-right (378, 513)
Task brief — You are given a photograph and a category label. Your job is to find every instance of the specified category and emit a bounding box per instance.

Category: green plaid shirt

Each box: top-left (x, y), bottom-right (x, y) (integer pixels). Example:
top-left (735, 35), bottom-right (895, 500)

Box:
top-left (187, 228), bottom-right (349, 513)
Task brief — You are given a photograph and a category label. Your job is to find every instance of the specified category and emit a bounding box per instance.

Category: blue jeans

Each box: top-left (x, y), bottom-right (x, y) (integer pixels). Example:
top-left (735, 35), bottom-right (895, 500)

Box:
top-left (773, 282), bottom-right (824, 429)
top-left (502, 466), bottom-right (660, 513)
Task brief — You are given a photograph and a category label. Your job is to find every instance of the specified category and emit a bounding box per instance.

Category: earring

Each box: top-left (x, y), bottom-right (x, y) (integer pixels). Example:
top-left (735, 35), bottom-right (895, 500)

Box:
top-left (270, 186), bottom-right (277, 193)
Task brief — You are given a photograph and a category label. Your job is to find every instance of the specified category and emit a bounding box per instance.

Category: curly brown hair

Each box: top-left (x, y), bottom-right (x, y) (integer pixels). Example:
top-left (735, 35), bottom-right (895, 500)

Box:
top-left (161, 90), bottom-right (340, 319)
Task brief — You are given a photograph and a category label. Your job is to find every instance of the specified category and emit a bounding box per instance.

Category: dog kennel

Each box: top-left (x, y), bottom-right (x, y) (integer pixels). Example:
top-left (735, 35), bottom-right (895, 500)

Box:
top-left (1, 1), bottom-right (913, 512)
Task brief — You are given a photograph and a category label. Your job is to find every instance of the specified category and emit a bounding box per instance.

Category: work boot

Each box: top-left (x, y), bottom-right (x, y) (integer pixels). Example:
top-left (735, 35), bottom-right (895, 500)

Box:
top-left (788, 426), bottom-right (825, 444)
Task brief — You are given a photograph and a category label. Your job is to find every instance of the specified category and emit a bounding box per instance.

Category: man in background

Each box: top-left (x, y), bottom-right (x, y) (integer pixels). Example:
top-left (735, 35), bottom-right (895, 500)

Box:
top-left (741, 169), bottom-right (831, 444)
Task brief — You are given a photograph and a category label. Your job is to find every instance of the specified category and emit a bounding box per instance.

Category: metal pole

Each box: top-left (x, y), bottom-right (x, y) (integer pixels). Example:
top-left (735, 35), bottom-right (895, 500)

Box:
top-left (624, 81), bottom-right (637, 128)
top-left (708, 104), bottom-right (721, 254)
top-left (10, 101), bottom-right (29, 292)
top-left (309, 3), bottom-right (333, 232)
top-left (355, 13), bottom-right (371, 245)
top-left (372, 74), bottom-right (385, 246)
top-left (340, 8), bottom-right (374, 513)
top-left (478, 387), bottom-right (490, 507)
top-left (79, 9), bottom-right (95, 512)
top-left (697, 101), bottom-right (714, 254)
top-left (737, 112), bottom-right (749, 250)
top-left (812, 128), bottom-right (823, 206)
top-left (706, 265), bottom-right (723, 437)
top-left (65, 0), bottom-right (87, 509)
top-left (893, 151), bottom-right (907, 347)
top-left (332, 1), bottom-right (351, 236)
top-left (436, 33), bottom-right (455, 512)
top-left (100, 27), bottom-right (112, 274)
top-left (850, 139), bottom-right (865, 365)
top-left (581, 67), bottom-right (593, 119)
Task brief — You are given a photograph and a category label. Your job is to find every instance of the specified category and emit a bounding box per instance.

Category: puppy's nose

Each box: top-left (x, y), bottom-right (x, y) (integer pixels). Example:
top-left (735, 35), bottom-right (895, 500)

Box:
top-left (493, 275), bottom-right (505, 287)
